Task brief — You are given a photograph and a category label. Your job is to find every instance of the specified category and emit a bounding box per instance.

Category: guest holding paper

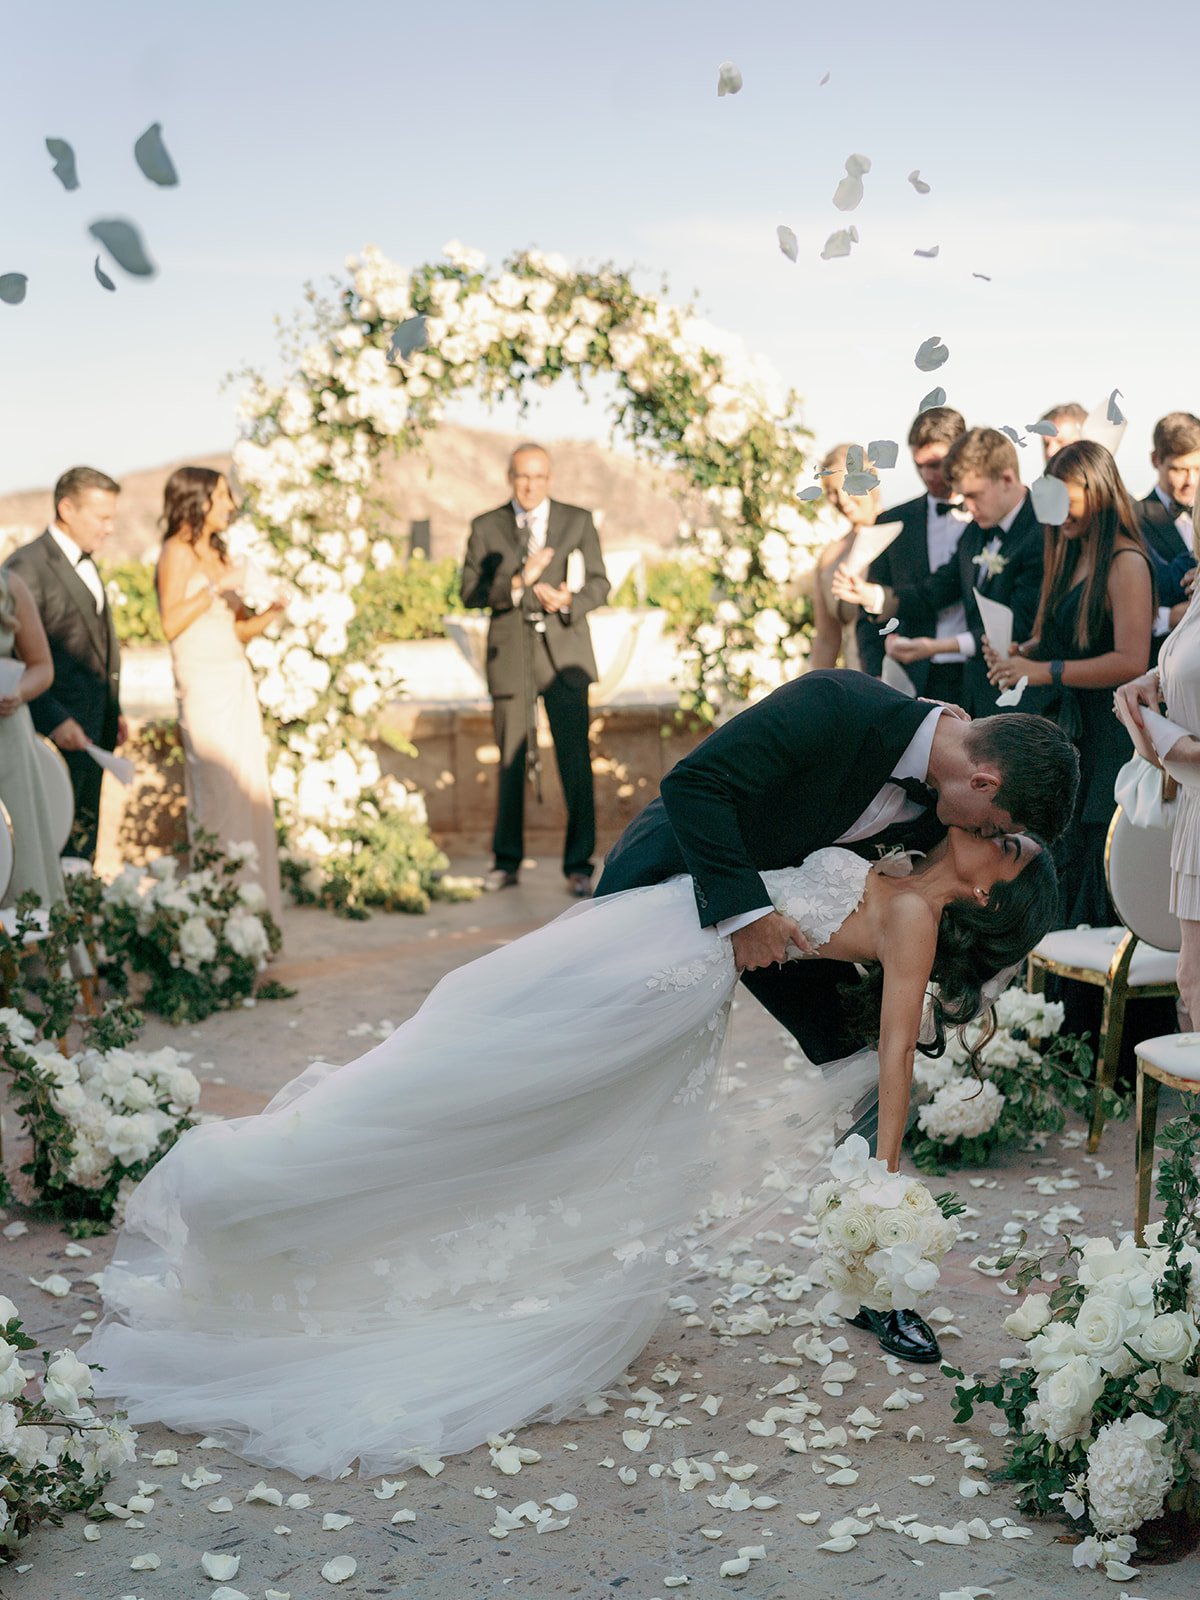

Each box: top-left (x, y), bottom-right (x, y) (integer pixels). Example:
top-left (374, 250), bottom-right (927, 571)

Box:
top-left (3, 466), bottom-right (125, 862)
top-left (987, 442), bottom-right (1153, 928)
top-left (808, 443), bottom-right (880, 671)
top-left (0, 570), bottom-right (77, 912)
top-left (1117, 498), bottom-right (1200, 1024)
top-left (156, 467), bottom-right (283, 920)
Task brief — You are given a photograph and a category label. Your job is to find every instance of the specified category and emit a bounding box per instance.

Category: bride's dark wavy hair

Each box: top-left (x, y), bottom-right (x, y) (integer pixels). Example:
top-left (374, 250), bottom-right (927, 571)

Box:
top-left (841, 843), bottom-right (1059, 1070)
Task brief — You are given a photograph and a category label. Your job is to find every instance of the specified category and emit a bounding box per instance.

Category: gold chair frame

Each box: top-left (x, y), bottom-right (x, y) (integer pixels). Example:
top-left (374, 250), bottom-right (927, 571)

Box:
top-left (1027, 808), bottom-right (1179, 1153)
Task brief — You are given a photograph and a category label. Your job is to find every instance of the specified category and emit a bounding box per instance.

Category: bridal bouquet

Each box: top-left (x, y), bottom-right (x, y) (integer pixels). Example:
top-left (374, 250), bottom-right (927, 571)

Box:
top-left (0, 1005), bottom-right (201, 1231)
top-left (97, 830), bottom-right (285, 1023)
top-left (810, 1135), bottom-right (961, 1315)
top-left (951, 1112), bottom-right (1200, 1571)
top-left (907, 986), bottom-right (1119, 1175)
top-left (0, 1293), bottom-right (137, 1559)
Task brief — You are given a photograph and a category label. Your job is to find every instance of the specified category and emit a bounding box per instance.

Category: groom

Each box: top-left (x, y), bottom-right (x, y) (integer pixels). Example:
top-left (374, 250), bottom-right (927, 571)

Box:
top-left (597, 670), bottom-right (1079, 1360)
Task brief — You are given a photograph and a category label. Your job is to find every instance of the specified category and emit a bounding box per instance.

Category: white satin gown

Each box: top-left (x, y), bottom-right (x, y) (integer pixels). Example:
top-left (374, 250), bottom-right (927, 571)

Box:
top-left (85, 849), bottom-right (880, 1479)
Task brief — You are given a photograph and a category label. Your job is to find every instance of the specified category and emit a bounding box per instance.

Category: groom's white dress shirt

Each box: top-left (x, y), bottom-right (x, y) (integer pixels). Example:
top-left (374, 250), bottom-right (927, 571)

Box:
top-left (715, 705), bottom-right (944, 937)
top-left (47, 523), bottom-right (105, 612)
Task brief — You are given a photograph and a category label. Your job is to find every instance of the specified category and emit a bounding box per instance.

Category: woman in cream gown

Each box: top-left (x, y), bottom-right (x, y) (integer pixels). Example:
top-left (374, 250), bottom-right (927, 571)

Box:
top-left (156, 468), bottom-right (283, 921)
top-left (809, 443), bottom-right (881, 671)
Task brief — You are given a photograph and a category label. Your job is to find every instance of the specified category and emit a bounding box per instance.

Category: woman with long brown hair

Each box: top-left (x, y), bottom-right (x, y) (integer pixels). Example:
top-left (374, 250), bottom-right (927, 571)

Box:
top-left (157, 466), bottom-right (284, 919)
top-left (808, 443), bottom-right (881, 670)
top-left (986, 440), bottom-right (1153, 926)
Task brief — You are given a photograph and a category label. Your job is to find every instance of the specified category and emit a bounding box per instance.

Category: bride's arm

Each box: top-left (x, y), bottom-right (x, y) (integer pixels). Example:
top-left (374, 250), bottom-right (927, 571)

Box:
top-left (875, 897), bottom-right (938, 1172)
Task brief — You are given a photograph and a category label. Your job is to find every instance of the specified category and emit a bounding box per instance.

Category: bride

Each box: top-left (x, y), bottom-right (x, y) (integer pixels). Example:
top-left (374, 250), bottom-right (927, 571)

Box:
top-left (85, 828), bottom-right (1056, 1479)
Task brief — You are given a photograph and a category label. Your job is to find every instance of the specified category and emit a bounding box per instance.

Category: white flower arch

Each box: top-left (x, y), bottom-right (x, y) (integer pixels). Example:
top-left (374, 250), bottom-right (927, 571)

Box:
top-left (231, 242), bottom-right (824, 909)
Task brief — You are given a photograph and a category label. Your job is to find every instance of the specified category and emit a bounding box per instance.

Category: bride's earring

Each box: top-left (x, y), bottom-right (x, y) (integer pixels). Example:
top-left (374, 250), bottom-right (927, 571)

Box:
top-left (974, 887), bottom-right (988, 904)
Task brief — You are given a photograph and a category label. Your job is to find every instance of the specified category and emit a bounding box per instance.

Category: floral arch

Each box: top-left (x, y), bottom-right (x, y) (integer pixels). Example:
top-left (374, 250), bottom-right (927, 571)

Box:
top-left (230, 241), bottom-right (824, 911)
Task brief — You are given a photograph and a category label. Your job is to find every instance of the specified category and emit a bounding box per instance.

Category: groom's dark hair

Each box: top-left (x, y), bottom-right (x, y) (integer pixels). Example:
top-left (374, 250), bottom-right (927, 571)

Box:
top-left (965, 714), bottom-right (1079, 843)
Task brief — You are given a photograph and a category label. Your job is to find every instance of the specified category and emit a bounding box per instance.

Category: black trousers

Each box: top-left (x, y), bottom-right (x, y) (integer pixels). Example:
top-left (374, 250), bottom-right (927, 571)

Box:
top-left (492, 636), bottom-right (595, 878)
top-left (63, 746), bottom-right (103, 862)
top-left (923, 661), bottom-right (966, 709)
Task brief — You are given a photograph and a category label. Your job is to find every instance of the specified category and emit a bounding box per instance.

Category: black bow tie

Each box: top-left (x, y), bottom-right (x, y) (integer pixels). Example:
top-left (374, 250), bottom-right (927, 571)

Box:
top-left (934, 501), bottom-right (957, 517)
top-left (1170, 500), bottom-right (1193, 522)
top-left (894, 775), bottom-right (938, 809)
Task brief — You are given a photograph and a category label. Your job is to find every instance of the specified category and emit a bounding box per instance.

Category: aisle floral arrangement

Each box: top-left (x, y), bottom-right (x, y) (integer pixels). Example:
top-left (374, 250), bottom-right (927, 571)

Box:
top-left (905, 986), bottom-right (1124, 1174)
top-left (96, 831), bottom-right (287, 1023)
top-left (951, 1112), bottom-right (1200, 1575)
top-left (0, 1002), bottom-right (200, 1232)
top-left (0, 1295), bottom-right (137, 1558)
top-left (228, 240), bottom-right (832, 907)
top-left (811, 1134), bottom-right (963, 1314)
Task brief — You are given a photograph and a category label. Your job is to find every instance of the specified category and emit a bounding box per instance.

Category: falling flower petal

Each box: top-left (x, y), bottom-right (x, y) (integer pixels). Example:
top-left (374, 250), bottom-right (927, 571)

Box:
top-left (388, 314), bottom-right (428, 364)
top-left (46, 136), bottom-right (79, 189)
top-left (134, 122), bottom-right (179, 186)
top-left (820, 228), bottom-right (858, 260)
top-left (833, 152), bottom-right (871, 211)
top-left (972, 272), bottom-right (992, 281)
top-left (88, 217), bottom-right (156, 277)
top-left (843, 471), bottom-right (879, 496)
top-left (321, 1556), bottom-right (357, 1584)
top-left (1031, 475), bottom-right (1070, 525)
top-left (1000, 425), bottom-right (1026, 447)
top-left (915, 335), bottom-right (949, 372)
top-left (1107, 387), bottom-right (1125, 424)
top-left (918, 387), bottom-right (947, 412)
top-left (869, 439), bottom-right (899, 469)
top-left (777, 225), bottom-right (799, 262)
top-left (94, 256), bottom-right (116, 291)
top-left (879, 618), bottom-right (900, 635)
top-left (717, 62), bottom-right (743, 96)
top-left (799, 485), bottom-right (824, 501)
top-left (908, 169), bottom-right (932, 194)
top-left (819, 71), bottom-right (831, 85)
top-left (201, 1552), bottom-right (241, 1580)
top-left (914, 245), bottom-right (940, 258)
top-left (995, 674), bottom-right (1029, 707)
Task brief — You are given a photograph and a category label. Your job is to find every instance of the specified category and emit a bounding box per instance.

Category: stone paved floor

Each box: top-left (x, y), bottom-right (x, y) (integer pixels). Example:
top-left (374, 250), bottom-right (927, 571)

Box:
top-left (1, 859), bottom-right (1197, 1600)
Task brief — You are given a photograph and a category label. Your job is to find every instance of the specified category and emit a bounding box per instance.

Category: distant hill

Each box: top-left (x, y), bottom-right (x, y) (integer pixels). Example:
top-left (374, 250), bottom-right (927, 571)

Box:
top-left (0, 424), bottom-right (704, 565)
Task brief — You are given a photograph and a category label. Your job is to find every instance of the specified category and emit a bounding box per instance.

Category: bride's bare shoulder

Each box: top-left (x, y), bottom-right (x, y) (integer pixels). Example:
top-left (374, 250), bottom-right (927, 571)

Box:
top-left (878, 889), bottom-right (938, 954)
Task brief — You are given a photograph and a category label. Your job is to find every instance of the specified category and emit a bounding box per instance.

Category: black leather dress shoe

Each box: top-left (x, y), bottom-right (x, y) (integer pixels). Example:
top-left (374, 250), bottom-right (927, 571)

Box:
top-left (847, 1305), bottom-right (942, 1364)
top-left (566, 873), bottom-right (593, 898)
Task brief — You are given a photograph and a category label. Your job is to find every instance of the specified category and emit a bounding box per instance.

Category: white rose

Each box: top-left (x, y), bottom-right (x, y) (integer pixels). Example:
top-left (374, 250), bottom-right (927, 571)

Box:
top-left (1134, 1310), bottom-right (1199, 1368)
top-left (1028, 1318), bottom-right (1082, 1374)
top-left (179, 915), bottom-right (217, 973)
top-left (820, 1205), bottom-right (875, 1256)
top-left (42, 1350), bottom-right (94, 1414)
top-left (0, 1296), bottom-right (19, 1325)
top-left (1004, 1292), bottom-right (1053, 1341)
top-left (872, 1210), bottom-right (923, 1248)
top-left (0, 1339), bottom-right (32, 1403)
top-left (1074, 1294), bottom-right (1138, 1367)
top-left (1029, 1353), bottom-right (1105, 1445)
top-left (104, 1110), bottom-right (165, 1167)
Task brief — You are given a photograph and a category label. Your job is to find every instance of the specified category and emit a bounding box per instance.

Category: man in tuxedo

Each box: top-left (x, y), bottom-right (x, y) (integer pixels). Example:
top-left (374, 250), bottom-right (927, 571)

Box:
top-left (855, 406), bottom-right (970, 703)
top-left (1138, 412), bottom-right (1200, 652)
top-left (597, 670), bottom-right (1079, 1362)
top-left (462, 444), bottom-right (610, 898)
top-left (4, 466), bottom-right (124, 861)
top-left (838, 429), bottom-right (1044, 716)
top-left (1039, 401), bottom-right (1087, 462)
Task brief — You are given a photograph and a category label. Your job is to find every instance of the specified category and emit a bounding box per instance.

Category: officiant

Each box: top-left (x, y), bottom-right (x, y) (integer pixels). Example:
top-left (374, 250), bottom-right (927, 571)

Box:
top-left (4, 466), bottom-right (125, 862)
top-left (461, 443), bottom-right (610, 898)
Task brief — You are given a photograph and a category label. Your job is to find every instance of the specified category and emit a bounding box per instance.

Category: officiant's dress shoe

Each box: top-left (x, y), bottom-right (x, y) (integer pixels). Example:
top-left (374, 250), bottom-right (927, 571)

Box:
top-left (566, 873), bottom-right (593, 898)
top-left (847, 1306), bottom-right (942, 1364)
top-left (483, 869), bottom-right (519, 892)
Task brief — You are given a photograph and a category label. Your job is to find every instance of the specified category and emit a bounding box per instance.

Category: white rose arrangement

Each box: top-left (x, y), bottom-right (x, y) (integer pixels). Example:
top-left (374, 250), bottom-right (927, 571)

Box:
top-left (908, 985), bottom-right (1119, 1174)
top-left (96, 831), bottom-right (286, 1025)
top-left (810, 1135), bottom-right (961, 1315)
top-left (0, 1294), bottom-right (137, 1558)
top-left (0, 1006), bottom-right (201, 1230)
top-left (952, 1112), bottom-right (1200, 1570)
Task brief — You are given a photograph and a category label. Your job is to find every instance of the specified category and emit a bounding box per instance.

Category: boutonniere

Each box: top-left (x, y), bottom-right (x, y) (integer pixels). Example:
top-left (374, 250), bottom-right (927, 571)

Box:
top-left (974, 537), bottom-right (1007, 579)
top-left (873, 843), bottom-right (921, 877)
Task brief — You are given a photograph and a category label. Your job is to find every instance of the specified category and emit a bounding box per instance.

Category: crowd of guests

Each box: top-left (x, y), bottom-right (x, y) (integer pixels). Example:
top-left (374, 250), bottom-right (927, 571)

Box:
top-left (826, 405), bottom-right (1200, 1030)
top-left (0, 465), bottom-right (282, 924)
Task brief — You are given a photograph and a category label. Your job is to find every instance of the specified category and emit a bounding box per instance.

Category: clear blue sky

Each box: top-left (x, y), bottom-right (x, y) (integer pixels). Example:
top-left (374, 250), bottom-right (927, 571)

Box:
top-left (2, 0), bottom-right (1197, 505)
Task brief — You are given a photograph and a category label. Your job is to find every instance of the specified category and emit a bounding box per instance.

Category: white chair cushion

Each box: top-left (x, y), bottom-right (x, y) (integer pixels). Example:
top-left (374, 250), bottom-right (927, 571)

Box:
top-left (1033, 926), bottom-right (1178, 986)
top-left (1137, 1033), bottom-right (1200, 1082)
top-left (61, 857), bottom-right (92, 878)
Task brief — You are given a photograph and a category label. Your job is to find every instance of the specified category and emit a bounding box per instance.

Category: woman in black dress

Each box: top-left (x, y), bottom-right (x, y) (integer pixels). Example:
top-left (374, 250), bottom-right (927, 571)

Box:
top-left (986, 441), bottom-right (1153, 927)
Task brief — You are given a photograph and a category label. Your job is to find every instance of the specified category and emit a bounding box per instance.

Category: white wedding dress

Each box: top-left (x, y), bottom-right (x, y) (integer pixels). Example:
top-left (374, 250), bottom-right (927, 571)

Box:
top-left (85, 850), bottom-right (880, 1479)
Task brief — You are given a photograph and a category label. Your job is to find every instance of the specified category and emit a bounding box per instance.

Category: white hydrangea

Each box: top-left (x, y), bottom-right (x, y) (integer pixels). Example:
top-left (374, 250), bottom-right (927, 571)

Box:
top-left (917, 1077), bottom-right (1005, 1142)
top-left (225, 910), bottom-right (270, 967)
top-left (179, 916), bottom-right (217, 973)
top-left (1085, 1413), bottom-right (1177, 1535)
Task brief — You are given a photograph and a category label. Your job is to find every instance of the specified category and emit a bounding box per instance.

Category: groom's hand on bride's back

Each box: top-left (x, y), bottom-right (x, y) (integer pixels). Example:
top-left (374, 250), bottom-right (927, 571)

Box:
top-left (730, 912), bottom-right (811, 973)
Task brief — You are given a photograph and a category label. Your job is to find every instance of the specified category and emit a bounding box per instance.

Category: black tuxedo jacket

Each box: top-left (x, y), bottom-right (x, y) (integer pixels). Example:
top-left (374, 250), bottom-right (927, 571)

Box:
top-left (1138, 491), bottom-right (1191, 567)
top-left (4, 530), bottom-right (121, 747)
top-left (597, 671), bottom-right (946, 1063)
top-left (856, 494), bottom-right (938, 684)
top-left (461, 500), bottom-right (610, 699)
top-left (893, 491), bottom-right (1044, 715)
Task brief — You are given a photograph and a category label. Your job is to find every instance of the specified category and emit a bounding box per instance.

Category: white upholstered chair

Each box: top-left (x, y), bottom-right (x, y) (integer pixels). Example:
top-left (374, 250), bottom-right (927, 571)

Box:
top-left (33, 735), bottom-right (91, 876)
top-left (1134, 1033), bottom-right (1200, 1241)
top-left (1027, 807), bottom-right (1180, 1152)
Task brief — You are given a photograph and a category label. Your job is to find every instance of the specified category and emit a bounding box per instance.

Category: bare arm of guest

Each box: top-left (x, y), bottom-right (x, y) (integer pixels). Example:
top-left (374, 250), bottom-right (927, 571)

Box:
top-left (0, 573), bottom-right (54, 716)
top-left (156, 540), bottom-right (218, 644)
top-left (874, 896), bottom-right (938, 1172)
top-left (233, 598), bottom-right (285, 644)
top-left (988, 548), bottom-right (1153, 691)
